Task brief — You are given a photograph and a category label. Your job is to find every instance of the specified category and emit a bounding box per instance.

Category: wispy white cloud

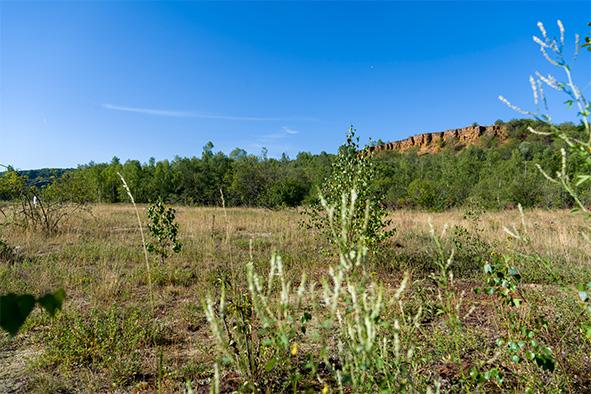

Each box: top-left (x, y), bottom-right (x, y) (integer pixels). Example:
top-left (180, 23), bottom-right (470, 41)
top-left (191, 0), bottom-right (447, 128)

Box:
top-left (261, 126), bottom-right (301, 141)
top-left (102, 104), bottom-right (195, 118)
top-left (282, 126), bottom-right (299, 135)
top-left (102, 104), bottom-right (317, 122)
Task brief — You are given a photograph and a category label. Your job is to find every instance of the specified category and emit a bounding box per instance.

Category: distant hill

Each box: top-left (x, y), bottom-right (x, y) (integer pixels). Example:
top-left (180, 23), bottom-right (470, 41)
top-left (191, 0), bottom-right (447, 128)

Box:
top-left (18, 168), bottom-right (72, 186)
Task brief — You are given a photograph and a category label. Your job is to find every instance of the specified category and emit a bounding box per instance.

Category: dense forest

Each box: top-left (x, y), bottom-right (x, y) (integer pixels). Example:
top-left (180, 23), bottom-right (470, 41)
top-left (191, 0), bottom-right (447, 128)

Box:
top-left (2, 119), bottom-right (589, 210)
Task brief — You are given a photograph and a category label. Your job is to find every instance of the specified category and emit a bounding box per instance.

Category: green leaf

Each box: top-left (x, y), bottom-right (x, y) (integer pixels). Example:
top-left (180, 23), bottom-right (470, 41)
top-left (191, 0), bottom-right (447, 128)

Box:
top-left (576, 175), bottom-right (591, 186)
top-left (264, 356), bottom-right (277, 372)
top-left (534, 352), bottom-right (555, 371)
top-left (508, 267), bottom-right (519, 276)
top-left (508, 341), bottom-right (518, 351)
top-left (527, 330), bottom-right (535, 339)
top-left (530, 340), bottom-right (538, 349)
top-left (37, 289), bottom-right (66, 317)
top-left (512, 298), bottom-right (522, 307)
top-left (0, 293), bottom-right (36, 336)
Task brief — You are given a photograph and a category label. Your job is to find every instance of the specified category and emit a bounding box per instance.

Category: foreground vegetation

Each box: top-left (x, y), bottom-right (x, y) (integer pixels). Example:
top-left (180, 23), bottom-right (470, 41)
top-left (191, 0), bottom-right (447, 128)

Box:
top-left (0, 204), bottom-right (590, 392)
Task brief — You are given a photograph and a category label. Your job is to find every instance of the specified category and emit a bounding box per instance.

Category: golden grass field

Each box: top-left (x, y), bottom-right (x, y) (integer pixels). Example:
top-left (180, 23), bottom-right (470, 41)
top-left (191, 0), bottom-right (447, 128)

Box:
top-left (1, 205), bottom-right (590, 392)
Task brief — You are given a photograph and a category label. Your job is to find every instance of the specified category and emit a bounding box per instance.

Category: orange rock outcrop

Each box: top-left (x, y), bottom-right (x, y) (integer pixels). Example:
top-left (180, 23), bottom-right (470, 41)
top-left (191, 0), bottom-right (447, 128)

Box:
top-left (364, 124), bottom-right (507, 156)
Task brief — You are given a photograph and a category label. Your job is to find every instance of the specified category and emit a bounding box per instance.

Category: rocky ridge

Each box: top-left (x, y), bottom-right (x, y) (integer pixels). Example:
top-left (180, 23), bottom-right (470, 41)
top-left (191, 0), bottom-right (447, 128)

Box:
top-left (365, 124), bottom-right (507, 155)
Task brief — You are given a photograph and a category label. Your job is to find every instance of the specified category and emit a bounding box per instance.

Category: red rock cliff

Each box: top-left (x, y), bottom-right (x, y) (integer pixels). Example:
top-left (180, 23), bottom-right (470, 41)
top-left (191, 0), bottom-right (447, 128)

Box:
top-left (364, 124), bottom-right (507, 156)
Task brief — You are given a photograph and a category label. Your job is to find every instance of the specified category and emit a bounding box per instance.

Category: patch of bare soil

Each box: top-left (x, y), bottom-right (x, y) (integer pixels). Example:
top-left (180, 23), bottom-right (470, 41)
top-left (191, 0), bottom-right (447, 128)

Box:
top-left (0, 338), bottom-right (38, 394)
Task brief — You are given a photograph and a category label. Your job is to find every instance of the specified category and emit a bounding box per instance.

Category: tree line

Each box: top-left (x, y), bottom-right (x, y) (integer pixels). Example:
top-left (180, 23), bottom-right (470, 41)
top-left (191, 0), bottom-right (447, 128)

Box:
top-left (2, 119), bottom-right (589, 210)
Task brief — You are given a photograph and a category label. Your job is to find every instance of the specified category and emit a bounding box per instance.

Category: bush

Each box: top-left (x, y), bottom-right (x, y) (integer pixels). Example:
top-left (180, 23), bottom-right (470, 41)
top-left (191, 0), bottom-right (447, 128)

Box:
top-left (43, 305), bottom-right (158, 386)
top-left (207, 189), bottom-right (422, 393)
top-left (267, 175), bottom-right (310, 207)
top-left (408, 179), bottom-right (438, 209)
top-left (305, 127), bottom-right (393, 250)
top-left (146, 197), bottom-right (182, 265)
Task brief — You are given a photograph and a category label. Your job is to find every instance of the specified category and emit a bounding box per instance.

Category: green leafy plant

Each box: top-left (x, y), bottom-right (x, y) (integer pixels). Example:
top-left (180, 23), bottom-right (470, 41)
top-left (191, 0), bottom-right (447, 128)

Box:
top-left (204, 254), bottom-right (311, 392)
top-left (0, 289), bottom-right (65, 336)
top-left (146, 197), bottom-right (182, 265)
top-left (43, 305), bottom-right (158, 386)
top-left (476, 254), bottom-right (556, 390)
top-left (304, 127), bottom-right (394, 252)
top-left (501, 20), bottom-right (591, 355)
top-left (0, 164), bottom-right (26, 201)
top-left (481, 255), bottom-right (524, 308)
top-left (451, 210), bottom-right (491, 274)
top-left (205, 189), bottom-right (428, 393)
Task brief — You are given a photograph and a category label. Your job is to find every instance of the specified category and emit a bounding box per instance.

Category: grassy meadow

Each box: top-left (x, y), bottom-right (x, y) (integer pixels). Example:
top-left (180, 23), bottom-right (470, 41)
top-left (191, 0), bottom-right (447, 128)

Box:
top-left (1, 204), bottom-right (590, 392)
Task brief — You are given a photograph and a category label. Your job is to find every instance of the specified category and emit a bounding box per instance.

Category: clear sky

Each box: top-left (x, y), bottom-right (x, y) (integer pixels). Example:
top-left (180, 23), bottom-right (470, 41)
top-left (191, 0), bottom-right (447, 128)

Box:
top-left (1, 1), bottom-right (590, 169)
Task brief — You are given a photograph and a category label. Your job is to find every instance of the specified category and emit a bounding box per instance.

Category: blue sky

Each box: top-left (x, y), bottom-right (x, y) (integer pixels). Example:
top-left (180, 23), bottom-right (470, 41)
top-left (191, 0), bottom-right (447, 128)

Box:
top-left (1, 1), bottom-right (590, 169)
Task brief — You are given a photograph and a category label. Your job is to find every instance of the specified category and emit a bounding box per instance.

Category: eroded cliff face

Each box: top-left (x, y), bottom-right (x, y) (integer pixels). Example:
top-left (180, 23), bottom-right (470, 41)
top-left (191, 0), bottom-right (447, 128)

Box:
top-left (365, 124), bottom-right (507, 156)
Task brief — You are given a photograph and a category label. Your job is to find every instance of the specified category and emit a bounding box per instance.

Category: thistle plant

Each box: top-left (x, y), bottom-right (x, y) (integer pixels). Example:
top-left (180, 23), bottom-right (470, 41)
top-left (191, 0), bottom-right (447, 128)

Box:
top-left (204, 254), bottom-right (311, 392)
top-left (500, 20), bottom-right (591, 354)
top-left (319, 189), bottom-right (421, 393)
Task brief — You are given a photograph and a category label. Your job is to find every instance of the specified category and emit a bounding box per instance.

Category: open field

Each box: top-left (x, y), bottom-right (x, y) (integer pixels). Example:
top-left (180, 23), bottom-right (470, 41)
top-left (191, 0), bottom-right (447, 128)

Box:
top-left (1, 205), bottom-right (591, 393)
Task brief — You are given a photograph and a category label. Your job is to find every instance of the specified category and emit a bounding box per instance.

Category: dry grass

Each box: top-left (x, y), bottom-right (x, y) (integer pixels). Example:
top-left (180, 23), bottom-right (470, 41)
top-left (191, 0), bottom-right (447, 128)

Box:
top-left (0, 205), bottom-right (590, 392)
top-left (390, 208), bottom-right (589, 260)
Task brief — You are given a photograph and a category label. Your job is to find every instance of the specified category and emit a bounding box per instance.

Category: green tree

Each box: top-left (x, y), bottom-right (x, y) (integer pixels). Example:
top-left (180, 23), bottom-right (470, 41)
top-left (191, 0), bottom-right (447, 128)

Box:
top-left (0, 166), bottom-right (25, 200)
top-left (309, 127), bottom-right (393, 250)
top-left (146, 197), bottom-right (182, 265)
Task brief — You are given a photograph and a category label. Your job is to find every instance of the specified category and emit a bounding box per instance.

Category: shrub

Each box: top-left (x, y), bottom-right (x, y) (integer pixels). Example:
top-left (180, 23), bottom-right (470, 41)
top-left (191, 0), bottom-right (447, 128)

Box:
top-left (146, 197), bottom-right (182, 265)
top-left (4, 176), bottom-right (91, 235)
top-left (305, 127), bottom-right (393, 251)
top-left (267, 175), bottom-right (310, 207)
top-left (43, 305), bottom-right (158, 387)
top-left (408, 178), bottom-right (438, 209)
top-left (206, 189), bottom-right (427, 393)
